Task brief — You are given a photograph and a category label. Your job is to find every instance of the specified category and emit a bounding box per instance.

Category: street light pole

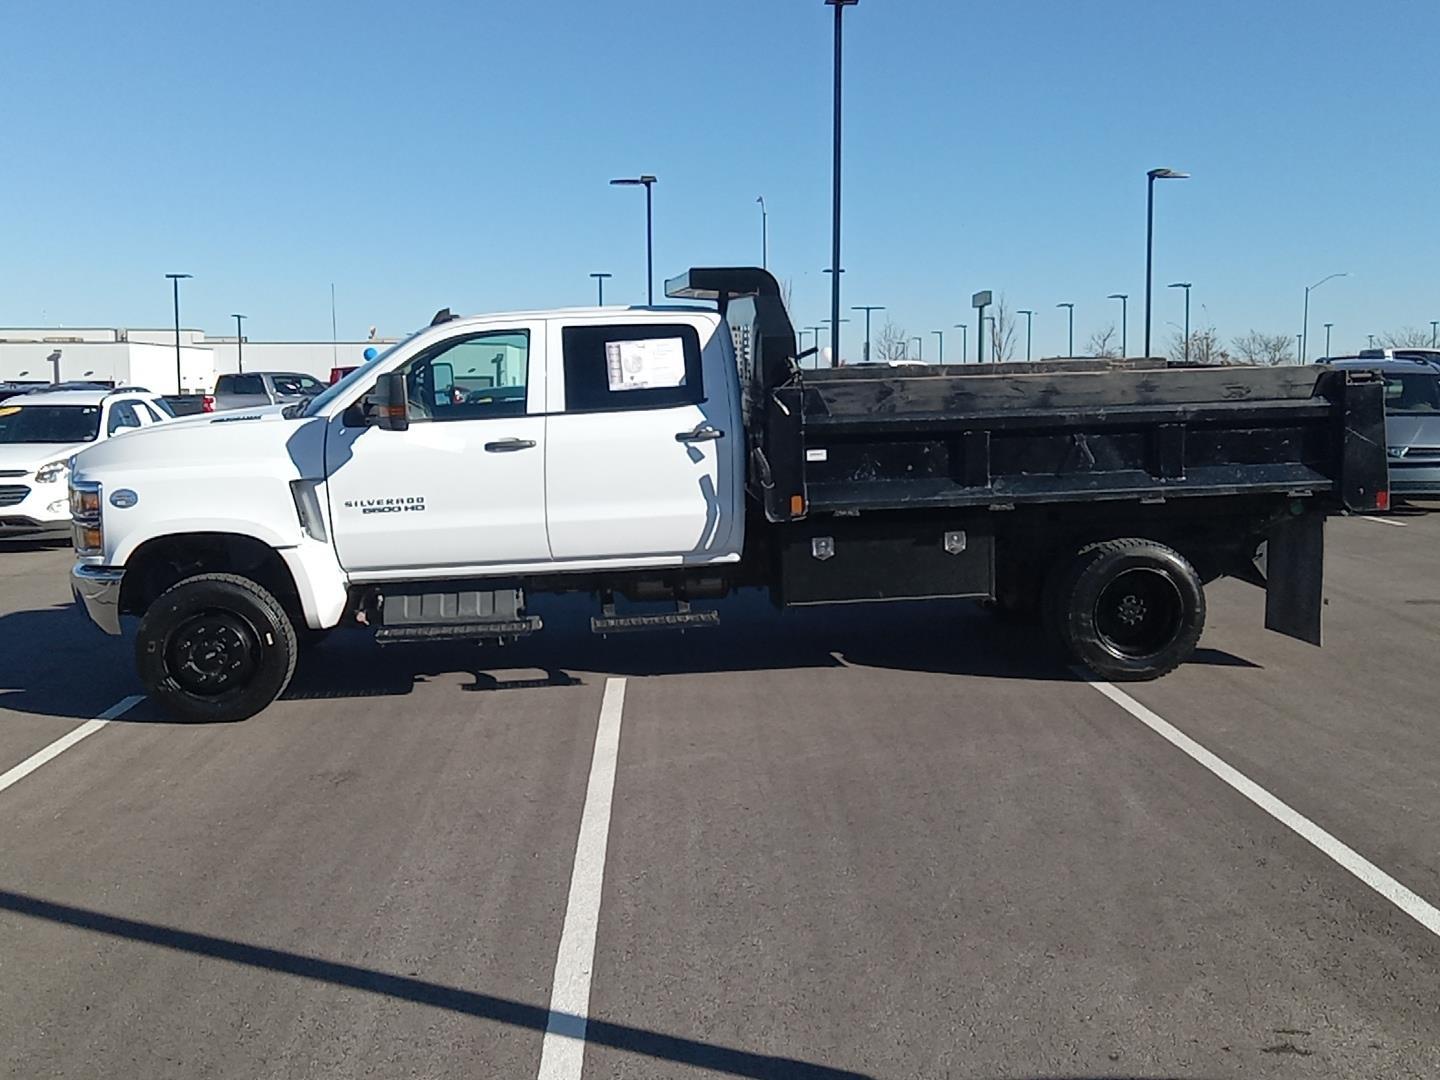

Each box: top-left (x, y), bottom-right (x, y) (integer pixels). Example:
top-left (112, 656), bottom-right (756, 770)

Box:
top-left (932, 330), bottom-right (944, 364)
top-left (609, 175), bottom-right (657, 304)
top-left (1432, 320), bottom-right (1439, 348)
top-left (1168, 283), bottom-right (1192, 360)
top-left (852, 305), bottom-right (884, 363)
top-left (1016, 310), bottom-right (1034, 361)
top-left (1368, 334), bottom-right (1376, 349)
top-left (756, 195), bottom-right (768, 270)
top-left (1301, 272), bottom-right (1346, 364)
top-left (589, 272), bottom-right (612, 306)
top-left (1324, 322), bottom-right (1334, 358)
top-left (165, 273), bottom-right (192, 394)
top-left (1057, 302), bottom-right (1075, 357)
top-left (1297, 334), bottom-right (1304, 363)
top-left (911, 336), bottom-right (923, 362)
top-left (1108, 293), bottom-right (1128, 357)
top-left (231, 313), bottom-right (246, 374)
top-left (825, 0), bottom-right (858, 372)
top-left (1145, 168), bottom-right (1189, 358)
top-left (952, 324), bottom-right (968, 364)
top-left (807, 326), bottom-right (826, 366)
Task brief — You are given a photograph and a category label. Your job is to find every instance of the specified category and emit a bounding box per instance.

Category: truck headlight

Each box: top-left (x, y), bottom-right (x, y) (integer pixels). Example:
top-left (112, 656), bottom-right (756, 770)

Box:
top-left (35, 459), bottom-right (70, 483)
top-left (68, 479), bottom-right (103, 554)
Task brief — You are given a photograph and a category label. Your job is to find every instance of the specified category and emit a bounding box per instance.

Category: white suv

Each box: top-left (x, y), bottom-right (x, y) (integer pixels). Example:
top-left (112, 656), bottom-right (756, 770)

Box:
top-left (0, 388), bottom-right (174, 539)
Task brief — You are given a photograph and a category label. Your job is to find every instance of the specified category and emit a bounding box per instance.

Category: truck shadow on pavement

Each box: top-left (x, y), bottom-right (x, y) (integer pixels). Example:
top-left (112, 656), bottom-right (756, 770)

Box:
top-left (281, 590), bottom-right (1259, 705)
top-left (0, 887), bottom-right (1206, 1080)
top-left (0, 591), bottom-right (1257, 722)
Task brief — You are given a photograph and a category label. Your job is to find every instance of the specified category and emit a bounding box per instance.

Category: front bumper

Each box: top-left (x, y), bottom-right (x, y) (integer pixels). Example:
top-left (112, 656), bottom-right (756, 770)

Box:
top-left (1389, 461), bottom-right (1440, 497)
top-left (72, 564), bottom-right (125, 636)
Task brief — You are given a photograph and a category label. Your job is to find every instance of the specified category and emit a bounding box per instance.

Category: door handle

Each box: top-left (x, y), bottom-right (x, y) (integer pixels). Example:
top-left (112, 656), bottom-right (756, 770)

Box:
top-left (676, 423), bottom-right (725, 442)
top-left (484, 438), bottom-right (536, 452)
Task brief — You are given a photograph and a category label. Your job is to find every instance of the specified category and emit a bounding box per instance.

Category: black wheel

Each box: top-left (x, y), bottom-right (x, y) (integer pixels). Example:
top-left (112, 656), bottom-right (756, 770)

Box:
top-left (136, 573), bottom-right (298, 723)
top-left (1051, 538), bottom-right (1205, 681)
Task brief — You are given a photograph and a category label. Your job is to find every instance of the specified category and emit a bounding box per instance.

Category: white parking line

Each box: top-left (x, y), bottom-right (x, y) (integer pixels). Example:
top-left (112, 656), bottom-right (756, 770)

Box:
top-left (0, 696), bottom-right (146, 796)
top-left (1085, 677), bottom-right (1440, 939)
top-left (536, 677), bottom-right (627, 1080)
top-left (1360, 515), bottom-right (1407, 527)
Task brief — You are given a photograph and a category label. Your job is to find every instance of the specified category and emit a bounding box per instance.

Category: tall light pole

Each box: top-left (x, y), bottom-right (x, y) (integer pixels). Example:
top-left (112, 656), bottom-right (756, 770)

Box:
top-left (1016, 310), bottom-right (1034, 361)
top-left (1431, 320), bottom-right (1438, 348)
top-left (797, 327), bottom-right (811, 356)
top-left (1368, 334), bottom-right (1376, 349)
top-left (1297, 334), bottom-right (1304, 363)
top-left (911, 335), bottom-right (924, 361)
top-left (610, 175), bottom-right (657, 304)
top-left (952, 324), bottom-right (968, 364)
top-left (932, 329), bottom-right (944, 364)
top-left (826, 0), bottom-right (858, 372)
top-left (1145, 167), bottom-right (1189, 358)
top-left (231, 313), bottom-right (246, 374)
top-left (852, 304), bottom-right (884, 363)
top-left (1108, 293), bottom-right (1128, 357)
top-left (806, 326), bottom-right (825, 366)
top-left (756, 195), bottom-right (768, 270)
top-left (1057, 302), bottom-right (1075, 357)
top-left (589, 272), bottom-right (612, 306)
top-left (165, 273), bottom-right (192, 394)
top-left (1168, 282), bottom-right (1192, 360)
top-left (1324, 322), bottom-right (1334, 358)
top-left (1301, 272), bottom-right (1346, 364)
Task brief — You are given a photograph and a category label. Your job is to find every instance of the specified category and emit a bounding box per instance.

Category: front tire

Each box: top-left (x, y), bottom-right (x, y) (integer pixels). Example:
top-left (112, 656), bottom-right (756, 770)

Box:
top-left (1050, 538), bottom-right (1205, 681)
top-left (136, 573), bottom-right (298, 723)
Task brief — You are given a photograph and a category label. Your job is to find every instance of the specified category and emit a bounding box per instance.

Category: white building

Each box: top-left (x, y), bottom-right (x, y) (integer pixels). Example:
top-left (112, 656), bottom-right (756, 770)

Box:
top-left (0, 327), bottom-right (397, 396)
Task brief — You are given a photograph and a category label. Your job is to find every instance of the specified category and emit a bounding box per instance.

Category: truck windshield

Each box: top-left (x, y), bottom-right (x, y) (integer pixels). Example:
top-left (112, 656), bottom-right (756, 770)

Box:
top-left (0, 404), bottom-right (102, 444)
top-left (299, 334), bottom-right (418, 417)
top-left (1382, 373), bottom-right (1440, 413)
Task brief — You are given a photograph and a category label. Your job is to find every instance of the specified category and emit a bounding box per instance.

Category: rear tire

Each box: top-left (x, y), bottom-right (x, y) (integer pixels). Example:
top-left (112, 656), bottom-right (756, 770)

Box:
top-left (136, 572), bottom-right (298, 723)
top-left (1049, 538), bottom-right (1205, 681)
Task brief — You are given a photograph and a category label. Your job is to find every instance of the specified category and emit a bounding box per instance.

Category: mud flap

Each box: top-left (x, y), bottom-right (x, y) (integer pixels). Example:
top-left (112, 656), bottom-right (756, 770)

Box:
top-left (1264, 512), bottom-right (1324, 646)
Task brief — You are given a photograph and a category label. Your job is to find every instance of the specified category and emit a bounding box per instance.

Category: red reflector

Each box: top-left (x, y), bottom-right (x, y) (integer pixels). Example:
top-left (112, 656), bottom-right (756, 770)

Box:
top-left (202, 395), bottom-right (215, 413)
top-left (1375, 489), bottom-right (1390, 512)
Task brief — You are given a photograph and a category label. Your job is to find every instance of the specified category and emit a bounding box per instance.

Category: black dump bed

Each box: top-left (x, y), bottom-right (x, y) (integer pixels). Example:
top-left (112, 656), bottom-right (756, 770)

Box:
top-left (665, 267), bottom-right (1388, 524)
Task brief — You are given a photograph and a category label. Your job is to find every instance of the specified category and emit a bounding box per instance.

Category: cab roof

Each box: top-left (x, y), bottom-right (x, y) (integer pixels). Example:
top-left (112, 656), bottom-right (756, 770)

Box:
top-left (12, 389), bottom-right (151, 407)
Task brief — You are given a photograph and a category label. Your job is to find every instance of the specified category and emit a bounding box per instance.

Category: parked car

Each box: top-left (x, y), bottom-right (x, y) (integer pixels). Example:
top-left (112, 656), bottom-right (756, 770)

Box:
top-left (0, 382), bottom-right (46, 403)
top-left (1326, 356), bottom-right (1440, 497)
top-left (0, 388), bottom-right (174, 538)
top-left (206, 371), bottom-right (327, 413)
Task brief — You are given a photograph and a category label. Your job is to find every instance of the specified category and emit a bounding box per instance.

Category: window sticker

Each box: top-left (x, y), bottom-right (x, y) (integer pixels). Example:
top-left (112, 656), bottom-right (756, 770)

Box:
top-left (605, 337), bottom-right (687, 391)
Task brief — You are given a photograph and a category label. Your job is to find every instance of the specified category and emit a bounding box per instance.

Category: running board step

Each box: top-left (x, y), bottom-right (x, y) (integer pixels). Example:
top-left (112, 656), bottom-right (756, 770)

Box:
top-left (590, 610), bottom-right (720, 634)
top-left (375, 617), bottom-right (542, 644)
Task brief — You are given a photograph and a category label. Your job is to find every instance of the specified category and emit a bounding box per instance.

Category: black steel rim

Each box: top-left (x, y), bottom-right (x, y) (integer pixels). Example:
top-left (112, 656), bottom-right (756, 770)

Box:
top-left (1093, 567), bottom-right (1184, 660)
top-left (164, 610), bottom-right (261, 697)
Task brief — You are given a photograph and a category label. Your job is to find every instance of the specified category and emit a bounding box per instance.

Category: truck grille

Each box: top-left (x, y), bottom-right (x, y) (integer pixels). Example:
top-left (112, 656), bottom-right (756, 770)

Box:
top-left (0, 469), bottom-right (28, 478)
top-left (0, 485), bottom-right (31, 507)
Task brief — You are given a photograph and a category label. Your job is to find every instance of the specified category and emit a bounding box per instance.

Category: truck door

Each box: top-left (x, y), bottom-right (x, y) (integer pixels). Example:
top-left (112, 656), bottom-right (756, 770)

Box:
top-left (544, 316), bottom-right (744, 561)
top-left (325, 323), bottom-right (550, 573)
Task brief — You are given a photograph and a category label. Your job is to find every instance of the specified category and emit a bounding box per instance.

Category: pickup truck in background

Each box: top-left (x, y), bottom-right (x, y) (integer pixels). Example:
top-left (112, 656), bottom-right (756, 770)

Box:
top-left (206, 371), bottom-right (327, 413)
top-left (67, 268), bottom-right (1388, 722)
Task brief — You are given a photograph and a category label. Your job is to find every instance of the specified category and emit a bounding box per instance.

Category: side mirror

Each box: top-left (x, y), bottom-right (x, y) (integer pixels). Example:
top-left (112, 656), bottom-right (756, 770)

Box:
top-left (371, 371), bottom-right (410, 431)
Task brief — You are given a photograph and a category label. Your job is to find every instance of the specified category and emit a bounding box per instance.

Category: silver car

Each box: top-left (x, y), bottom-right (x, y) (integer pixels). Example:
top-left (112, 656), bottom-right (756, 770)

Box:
top-left (1327, 357), bottom-right (1440, 497)
top-left (208, 371), bottom-right (326, 413)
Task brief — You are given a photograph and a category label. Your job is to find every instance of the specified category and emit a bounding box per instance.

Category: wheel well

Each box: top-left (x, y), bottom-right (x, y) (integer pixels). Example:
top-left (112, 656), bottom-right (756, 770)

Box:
top-left (119, 533), bottom-right (303, 621)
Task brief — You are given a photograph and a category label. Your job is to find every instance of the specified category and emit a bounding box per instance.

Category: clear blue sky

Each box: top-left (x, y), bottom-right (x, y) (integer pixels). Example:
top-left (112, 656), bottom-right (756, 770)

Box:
top-left (3, 0), bottom-right (1436, 359)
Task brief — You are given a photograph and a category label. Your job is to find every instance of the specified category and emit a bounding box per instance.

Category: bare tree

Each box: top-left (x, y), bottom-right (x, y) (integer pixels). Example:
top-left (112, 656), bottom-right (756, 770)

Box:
top-left (874, 319), bottom-right (909, 363)
top-left (1085, 324), bottom-right (1120, 358)
top-left (1231, 330), bottom-right (1294, 366)
top-left (780, 278), bottom-right (794, 316)
top-left (1379, 327), bottom-right (1435, 348)
top-left (1168, 325), bottom-right (1229, 365)
top-left (988, 295), bottom-right (1017, 362)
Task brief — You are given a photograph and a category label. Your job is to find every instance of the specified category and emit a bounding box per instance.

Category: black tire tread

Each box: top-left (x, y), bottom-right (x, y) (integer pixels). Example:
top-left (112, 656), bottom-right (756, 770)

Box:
top-left (137, 572), bottom-right (297, 722)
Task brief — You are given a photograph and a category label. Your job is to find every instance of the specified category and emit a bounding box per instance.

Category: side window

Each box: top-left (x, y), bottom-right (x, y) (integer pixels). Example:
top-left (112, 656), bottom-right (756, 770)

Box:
top-left (215, 375), bottom-right (233, 393)
top-left (135, 401), bottom-right (164, 424)
top-left (561, 323), bottom-right (703, 413)
top-left (107, 402), bottom-right (141, 436)
top-left (398, 330), bottom-right (530, 423)
top-left (224, 374), bottom-right (264, 395)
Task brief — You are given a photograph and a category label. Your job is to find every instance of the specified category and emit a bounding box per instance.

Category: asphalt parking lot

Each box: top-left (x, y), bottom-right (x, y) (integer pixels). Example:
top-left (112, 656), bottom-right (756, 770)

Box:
top-left (3, 507), bottom-right (1439, 1080)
